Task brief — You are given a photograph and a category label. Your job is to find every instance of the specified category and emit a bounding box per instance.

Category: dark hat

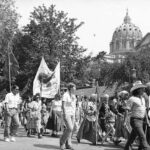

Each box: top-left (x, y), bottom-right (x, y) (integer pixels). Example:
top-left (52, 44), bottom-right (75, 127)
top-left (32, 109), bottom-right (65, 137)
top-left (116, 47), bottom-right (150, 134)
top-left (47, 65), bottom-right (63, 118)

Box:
top-left (130, 81), bottom-right (146, 93)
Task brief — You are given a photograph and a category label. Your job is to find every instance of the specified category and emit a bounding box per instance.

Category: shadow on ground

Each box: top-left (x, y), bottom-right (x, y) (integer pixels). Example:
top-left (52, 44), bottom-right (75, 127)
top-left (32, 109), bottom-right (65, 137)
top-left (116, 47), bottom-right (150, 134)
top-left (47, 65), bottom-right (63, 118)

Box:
top-left (34, 144), bottom-right (60, 149)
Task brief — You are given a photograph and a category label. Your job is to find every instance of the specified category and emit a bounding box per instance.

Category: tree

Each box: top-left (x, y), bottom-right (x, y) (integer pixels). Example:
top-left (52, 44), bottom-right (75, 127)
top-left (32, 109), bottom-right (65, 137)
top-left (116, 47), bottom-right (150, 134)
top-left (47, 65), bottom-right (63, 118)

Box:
top-left (103, 47), bottom-right (150, 90)
top-left (12, 4), bottom-right (87, 92)
top-left (0, 0), bottom-right (19, 91)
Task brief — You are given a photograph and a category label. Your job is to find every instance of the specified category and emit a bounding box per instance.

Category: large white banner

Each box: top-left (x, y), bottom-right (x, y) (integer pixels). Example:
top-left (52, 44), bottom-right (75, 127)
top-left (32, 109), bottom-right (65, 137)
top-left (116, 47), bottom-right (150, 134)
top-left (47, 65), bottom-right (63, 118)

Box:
top-left (33, 57), bottom-right (60, 98)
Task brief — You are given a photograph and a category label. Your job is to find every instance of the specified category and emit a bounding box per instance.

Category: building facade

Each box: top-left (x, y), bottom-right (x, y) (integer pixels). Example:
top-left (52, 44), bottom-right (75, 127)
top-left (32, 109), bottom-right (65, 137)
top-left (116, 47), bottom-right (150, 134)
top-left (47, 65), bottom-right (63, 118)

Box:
top-left (106, 10), bottom-right (143, 62)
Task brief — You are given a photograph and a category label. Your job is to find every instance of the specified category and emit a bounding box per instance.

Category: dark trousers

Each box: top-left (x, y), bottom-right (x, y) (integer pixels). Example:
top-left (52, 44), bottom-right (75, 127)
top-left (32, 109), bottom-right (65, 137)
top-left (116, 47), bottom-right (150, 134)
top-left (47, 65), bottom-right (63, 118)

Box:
top-left (124, 117), bottom-right (150, 150)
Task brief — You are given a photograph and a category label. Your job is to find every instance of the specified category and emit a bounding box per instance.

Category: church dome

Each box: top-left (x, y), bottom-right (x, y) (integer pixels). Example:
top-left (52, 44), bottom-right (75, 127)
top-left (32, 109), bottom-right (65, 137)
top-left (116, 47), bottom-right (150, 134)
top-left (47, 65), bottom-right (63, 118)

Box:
top-left (110, 11), bottom-right (142, 54)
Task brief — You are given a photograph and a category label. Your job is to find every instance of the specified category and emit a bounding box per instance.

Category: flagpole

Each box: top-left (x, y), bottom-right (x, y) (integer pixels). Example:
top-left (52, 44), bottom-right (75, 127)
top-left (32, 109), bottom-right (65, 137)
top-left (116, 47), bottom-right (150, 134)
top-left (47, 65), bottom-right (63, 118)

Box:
top-left (8, 41), bottom-right (11, 92)
top-left (95, 81), bottom-right (99, 145)
top-left (58, 58), bottom-right (60, 96)
top-left (40, 56), bottom-right (44, 98)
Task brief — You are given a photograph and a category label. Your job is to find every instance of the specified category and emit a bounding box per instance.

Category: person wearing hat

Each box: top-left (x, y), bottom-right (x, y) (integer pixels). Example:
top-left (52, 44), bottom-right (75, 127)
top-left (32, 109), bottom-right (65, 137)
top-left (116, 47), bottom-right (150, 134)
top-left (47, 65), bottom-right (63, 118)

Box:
top-left (60, 83), bottom-right (77, 150)
top-left (124, 81), bottom-right (150, 150)
top-left (144, 82), bottom-right (150, 145)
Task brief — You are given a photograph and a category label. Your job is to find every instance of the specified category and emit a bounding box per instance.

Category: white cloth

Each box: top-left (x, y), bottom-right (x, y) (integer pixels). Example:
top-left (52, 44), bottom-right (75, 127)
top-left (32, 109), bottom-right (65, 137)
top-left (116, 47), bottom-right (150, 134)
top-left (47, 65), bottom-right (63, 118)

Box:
top-left (52, 100), bottom-right (62, 112)
top-left (127, 96), bottom-right (146, 118)
top-left (29, 100), bottom-right (42, 111)
top-left (3, 92), bottom-right (22, 109)
top-left (148, 96), bottom-right (150, 118)
top-left (62, 91), bottom-right (76, 116)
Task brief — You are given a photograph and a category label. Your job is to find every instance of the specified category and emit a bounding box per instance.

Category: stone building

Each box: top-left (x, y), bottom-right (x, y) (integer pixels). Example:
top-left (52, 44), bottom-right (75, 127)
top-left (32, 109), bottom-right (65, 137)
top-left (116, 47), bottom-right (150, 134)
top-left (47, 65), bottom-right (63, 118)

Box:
top-left (107, 10), bottom-right (143, 62)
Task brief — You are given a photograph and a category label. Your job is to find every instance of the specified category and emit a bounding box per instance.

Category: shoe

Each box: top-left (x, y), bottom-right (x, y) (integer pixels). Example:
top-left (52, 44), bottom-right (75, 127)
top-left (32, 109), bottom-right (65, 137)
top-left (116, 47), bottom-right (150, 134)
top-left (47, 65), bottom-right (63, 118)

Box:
top-left (66, 145), bottom-right (74, 150)
top-left (27, 131), bottom-right (31, 137)
top-left (54, 134), bottom-right (60, 138)
top-left (4, 138), bottom-right (10, 142)
top-left (60, 143), bottom-right (65, 150)
top-left (10, 137), bottom-right (16, 142)
top-left (51, 133), bottom-right (56, 137)
top-left (38, 133), bottom-right (42, 139)
top-left (77, 137), bottom-right (80, 143)
top-left (113, 140), bottom-right (121, 145)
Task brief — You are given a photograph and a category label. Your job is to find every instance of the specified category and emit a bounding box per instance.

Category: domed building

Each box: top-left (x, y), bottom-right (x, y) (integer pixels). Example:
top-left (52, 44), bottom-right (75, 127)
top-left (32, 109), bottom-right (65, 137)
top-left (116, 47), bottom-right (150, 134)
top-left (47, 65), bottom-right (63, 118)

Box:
top-left (109, 10), bottom-right (142, 56)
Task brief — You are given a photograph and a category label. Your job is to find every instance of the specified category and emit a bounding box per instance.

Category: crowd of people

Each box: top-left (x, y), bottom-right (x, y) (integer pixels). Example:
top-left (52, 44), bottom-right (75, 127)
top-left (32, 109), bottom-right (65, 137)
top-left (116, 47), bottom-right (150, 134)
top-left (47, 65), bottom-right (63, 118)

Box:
top-left (1, 81), bottom-right (150, 150)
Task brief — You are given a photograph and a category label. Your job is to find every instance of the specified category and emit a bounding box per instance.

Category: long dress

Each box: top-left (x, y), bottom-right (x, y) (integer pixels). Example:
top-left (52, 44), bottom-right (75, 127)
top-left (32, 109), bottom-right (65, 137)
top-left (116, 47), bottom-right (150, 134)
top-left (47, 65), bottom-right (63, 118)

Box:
top-left (114, 100), bottom-right (131, 140)
top-left (26, 100), bottom-right (41, 132)
top-left (77, 101), bottom-right (101, 144)
top-left (46, 100), bottom-right (62, 133)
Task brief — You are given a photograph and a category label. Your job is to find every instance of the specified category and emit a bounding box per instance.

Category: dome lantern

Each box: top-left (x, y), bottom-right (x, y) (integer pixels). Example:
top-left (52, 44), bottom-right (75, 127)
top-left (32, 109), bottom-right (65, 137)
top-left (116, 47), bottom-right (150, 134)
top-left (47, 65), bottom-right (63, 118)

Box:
top-left (124, 9), bottom-right (131, 24)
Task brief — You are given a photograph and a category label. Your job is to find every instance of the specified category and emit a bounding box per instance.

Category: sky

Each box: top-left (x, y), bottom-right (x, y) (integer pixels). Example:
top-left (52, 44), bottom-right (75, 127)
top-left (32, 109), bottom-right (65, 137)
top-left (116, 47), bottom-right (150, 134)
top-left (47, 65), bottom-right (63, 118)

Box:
top-left (15, 0), bottom-right (150, 56)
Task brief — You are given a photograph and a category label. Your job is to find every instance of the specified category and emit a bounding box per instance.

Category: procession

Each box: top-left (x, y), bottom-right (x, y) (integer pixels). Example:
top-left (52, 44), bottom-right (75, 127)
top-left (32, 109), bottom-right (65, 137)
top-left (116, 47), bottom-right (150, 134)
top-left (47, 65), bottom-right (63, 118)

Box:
top-left (0, 0), bottom-right (150, 150)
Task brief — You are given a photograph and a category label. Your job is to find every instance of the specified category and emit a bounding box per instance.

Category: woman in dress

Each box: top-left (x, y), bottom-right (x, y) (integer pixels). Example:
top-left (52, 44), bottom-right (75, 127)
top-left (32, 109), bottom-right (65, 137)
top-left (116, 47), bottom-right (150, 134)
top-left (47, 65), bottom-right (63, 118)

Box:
top-left (26, 93), bottom-right (42, 139)
top-left (41, 99), bottom-right (49, 135)
top-left (22, 95), bottom-right (32, 134)
top-left (113, 90), bottom-right (131, 145)
top-left (46, 94), bottom-right (62, 137)
top-left (77, 94), bottom-right (101, 145)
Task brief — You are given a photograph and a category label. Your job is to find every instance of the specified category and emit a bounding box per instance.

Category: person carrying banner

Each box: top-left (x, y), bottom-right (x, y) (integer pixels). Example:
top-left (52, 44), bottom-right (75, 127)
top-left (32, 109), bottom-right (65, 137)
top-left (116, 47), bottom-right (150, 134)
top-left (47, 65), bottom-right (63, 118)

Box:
top-left (60, 83), bottom-right (77, 150)
top-left (3, 85), bottom-right (22, 142)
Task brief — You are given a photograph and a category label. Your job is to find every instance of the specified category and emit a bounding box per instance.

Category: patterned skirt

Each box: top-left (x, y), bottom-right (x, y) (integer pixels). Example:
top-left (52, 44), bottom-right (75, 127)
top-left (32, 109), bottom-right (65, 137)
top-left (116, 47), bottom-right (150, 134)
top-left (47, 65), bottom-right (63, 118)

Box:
top-left (115, 114), bottom-right (131, 139)
top-left (26, 111), bottom-right (41, 130)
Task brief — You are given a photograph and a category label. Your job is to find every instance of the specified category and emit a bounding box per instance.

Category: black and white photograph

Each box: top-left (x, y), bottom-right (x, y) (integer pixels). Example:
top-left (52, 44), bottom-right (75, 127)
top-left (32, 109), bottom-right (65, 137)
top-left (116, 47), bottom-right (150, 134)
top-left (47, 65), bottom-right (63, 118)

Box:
top-left (0, 0), bottom-right (150, 149)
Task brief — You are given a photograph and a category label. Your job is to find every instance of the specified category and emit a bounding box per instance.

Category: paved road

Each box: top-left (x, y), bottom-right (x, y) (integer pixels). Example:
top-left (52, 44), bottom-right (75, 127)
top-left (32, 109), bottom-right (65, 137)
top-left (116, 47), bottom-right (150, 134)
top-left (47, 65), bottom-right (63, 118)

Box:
top-left (0, 127), bottom-right (136, 150)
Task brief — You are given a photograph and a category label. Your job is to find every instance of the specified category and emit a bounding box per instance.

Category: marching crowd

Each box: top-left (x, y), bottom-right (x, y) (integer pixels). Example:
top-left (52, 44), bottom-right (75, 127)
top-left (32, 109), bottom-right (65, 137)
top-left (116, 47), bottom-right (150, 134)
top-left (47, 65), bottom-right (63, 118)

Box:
top-left (0, 81), bottom-right (150, 150)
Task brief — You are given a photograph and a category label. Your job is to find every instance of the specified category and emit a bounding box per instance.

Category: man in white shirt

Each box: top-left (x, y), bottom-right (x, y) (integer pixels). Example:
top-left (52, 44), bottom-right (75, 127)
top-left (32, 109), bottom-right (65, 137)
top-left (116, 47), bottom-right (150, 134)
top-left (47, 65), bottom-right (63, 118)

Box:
top-left (60, 83), bottom-right (77, 150)
top-left (3, 85), bottom-right (22, 142)
top-left (124, 81), bottom-right (150, 150)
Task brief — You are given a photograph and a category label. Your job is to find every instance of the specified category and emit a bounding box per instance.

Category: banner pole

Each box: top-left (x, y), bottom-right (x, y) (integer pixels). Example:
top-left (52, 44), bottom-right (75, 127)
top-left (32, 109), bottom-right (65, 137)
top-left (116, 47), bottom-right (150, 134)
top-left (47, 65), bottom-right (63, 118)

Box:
top-left (40, 57), bottom-right (44, 98)
top-left (8, 41), bottom-right (11, 92)
top-left (95, 81), bottom-right (99, 145)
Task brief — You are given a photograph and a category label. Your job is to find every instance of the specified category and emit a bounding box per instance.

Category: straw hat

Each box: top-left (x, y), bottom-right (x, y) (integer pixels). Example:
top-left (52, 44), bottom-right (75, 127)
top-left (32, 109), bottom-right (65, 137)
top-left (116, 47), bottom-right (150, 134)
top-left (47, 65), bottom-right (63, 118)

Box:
top-left (130, 81), bottom-right (146, 93)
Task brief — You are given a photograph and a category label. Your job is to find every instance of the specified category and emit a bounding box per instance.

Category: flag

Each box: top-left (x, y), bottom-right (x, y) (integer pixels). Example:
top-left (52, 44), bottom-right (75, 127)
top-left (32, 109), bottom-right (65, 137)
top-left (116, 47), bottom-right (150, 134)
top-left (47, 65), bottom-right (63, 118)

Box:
top-left (4, 49), bottom-right (19, 79)
top-left (47, 61), bottom-right (60, 97)
top-left (38, 61), bottom-right (60, 98)
top-left (33, 57), bottom-right (53, 96)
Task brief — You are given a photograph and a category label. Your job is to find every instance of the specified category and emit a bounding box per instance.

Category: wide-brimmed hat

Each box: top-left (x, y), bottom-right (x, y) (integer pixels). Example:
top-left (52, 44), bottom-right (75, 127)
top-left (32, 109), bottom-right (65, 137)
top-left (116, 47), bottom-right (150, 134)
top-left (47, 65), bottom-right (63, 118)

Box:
top-left (130, 81), bottom-right (146, 93)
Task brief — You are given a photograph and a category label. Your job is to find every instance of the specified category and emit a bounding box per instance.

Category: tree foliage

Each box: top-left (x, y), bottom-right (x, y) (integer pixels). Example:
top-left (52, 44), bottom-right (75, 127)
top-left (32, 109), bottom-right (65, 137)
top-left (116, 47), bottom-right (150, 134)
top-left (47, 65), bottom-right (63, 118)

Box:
top-left (103, 47), bottom-right (150, 89)
top-left (0, 0), bottom-right (19, 92)
top-left (11, 4), bottom-right (87, 94)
